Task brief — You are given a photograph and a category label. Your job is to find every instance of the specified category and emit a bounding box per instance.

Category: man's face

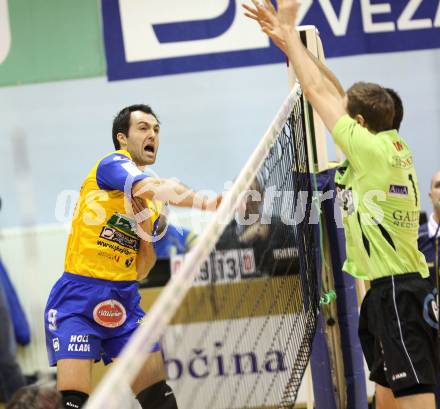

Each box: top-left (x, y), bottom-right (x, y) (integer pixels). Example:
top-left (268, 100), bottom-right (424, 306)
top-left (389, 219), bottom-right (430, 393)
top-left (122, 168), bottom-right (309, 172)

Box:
top-left (123, 111), bottom-right (160, 166)
top-left (429, 171), bottom-right (440, 213)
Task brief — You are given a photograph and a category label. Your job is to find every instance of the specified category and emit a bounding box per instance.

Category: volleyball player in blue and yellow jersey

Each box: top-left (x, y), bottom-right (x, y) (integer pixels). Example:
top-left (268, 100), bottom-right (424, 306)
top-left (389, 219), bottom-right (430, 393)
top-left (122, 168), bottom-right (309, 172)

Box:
top-left (45, 105), bottom-right (221, 409)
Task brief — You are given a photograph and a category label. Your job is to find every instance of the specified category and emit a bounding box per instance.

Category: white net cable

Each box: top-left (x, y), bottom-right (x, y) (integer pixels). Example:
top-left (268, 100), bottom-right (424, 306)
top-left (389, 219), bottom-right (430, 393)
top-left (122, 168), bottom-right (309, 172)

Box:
top-left (85, 83), bottom-right (303, 409)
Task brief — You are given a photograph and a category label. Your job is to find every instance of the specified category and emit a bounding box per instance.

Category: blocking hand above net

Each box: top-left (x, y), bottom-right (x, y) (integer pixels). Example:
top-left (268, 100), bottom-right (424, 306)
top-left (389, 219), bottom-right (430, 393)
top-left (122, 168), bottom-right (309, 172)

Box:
top-left (243, 1), bottom-right (396, 172)
top-left (243, 0), bottom-right (345, 133)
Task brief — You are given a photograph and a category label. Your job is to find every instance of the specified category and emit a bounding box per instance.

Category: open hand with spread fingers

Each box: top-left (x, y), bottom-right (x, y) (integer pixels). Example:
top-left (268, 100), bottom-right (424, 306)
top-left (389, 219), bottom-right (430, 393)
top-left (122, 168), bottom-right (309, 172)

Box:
top-left (242, 0), bottom-right (301, 55)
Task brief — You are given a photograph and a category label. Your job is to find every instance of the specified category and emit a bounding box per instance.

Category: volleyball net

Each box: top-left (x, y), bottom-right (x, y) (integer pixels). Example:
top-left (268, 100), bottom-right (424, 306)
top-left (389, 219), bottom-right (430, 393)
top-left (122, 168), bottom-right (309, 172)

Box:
top-left (163, 86), bottom-right (321, 409)
top-left (85, 79), bottom-right (322, 409)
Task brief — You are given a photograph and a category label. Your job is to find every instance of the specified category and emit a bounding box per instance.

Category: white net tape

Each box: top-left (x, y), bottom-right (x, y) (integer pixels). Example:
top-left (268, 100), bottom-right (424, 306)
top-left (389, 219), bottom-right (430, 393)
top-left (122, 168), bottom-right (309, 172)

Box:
top-left (85, 83), bottom-right (303, 409)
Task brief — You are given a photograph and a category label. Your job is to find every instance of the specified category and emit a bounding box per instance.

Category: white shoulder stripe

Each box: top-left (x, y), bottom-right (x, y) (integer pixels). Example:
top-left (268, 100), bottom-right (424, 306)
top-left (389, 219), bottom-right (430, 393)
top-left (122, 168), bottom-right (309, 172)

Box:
top-left (121, 162), bottom-right (143, 177)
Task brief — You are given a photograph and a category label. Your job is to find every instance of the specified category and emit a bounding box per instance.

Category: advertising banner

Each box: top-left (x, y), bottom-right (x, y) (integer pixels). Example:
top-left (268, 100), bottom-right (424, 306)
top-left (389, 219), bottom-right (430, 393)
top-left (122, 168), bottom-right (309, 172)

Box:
top-left (101, 0), bottom-right (440, 80)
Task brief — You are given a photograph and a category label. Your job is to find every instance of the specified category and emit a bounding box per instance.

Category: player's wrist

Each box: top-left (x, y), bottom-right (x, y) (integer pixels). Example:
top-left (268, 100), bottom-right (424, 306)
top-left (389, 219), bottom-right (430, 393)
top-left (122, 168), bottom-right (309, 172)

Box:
top-left (201, 196), bottom-right (209, 211)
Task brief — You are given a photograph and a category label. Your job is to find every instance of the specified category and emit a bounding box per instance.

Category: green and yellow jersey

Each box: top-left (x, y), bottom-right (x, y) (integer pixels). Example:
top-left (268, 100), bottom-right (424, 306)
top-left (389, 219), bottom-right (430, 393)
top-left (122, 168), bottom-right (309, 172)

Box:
top-left (332, 115), bottom-right (428, 281)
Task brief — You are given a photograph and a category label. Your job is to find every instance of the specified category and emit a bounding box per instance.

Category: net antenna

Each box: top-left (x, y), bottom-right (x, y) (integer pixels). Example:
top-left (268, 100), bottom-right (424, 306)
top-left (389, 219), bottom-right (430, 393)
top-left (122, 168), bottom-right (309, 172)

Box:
top-left (291, 26), bottom-right (344, 168)
top-left (291, 26), bottom-right (328, 173)
top-left (86, 28), bottom-right (326, 409)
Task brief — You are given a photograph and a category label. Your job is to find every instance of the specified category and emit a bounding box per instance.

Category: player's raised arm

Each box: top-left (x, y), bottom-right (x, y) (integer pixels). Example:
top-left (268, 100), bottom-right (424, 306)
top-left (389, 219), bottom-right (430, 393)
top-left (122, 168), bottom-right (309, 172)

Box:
top-left (304, 48), bottom-right (345, 97)
top-left (243, 0), bottom-right (345, 131)
top-left (132, 177), bottom-right (222, 211)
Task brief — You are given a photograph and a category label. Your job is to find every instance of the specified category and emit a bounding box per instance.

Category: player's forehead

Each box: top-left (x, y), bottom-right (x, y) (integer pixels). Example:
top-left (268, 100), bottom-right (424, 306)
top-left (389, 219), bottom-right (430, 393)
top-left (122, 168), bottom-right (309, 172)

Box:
top-left (129, 111), bottom-right (159, 127)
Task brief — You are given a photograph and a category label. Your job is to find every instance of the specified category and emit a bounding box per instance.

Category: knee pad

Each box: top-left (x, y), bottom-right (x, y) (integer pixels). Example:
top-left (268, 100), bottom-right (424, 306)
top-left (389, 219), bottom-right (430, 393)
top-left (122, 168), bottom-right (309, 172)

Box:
top-left (136, 381), bottom-right (178, 409)
top-left (60, 390), bottom-right (89, 409)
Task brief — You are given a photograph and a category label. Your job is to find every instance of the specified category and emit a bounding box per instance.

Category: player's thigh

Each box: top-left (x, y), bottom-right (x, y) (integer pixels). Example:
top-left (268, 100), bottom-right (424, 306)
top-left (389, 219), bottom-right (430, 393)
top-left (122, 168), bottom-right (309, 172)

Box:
top-left (125, 351), bottom-right (166, 395)
top-left (396, 393), bottom-right (435, 409)
top-left (57, 359), bottom-right (93, 394)
top-left (375, 384), bottom-right (399, 409)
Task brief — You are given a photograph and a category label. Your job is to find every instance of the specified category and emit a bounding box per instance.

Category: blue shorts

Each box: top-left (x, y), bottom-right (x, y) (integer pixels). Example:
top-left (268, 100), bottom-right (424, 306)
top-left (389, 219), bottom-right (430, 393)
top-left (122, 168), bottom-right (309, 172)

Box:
top-left (44, 272), bottom-right (160, 366)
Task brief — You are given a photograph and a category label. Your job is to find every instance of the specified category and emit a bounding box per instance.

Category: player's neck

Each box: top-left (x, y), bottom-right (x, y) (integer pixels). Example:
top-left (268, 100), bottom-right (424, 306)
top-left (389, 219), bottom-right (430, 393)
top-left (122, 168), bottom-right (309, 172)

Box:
top-left (434, 211), bottom-right (440, 226)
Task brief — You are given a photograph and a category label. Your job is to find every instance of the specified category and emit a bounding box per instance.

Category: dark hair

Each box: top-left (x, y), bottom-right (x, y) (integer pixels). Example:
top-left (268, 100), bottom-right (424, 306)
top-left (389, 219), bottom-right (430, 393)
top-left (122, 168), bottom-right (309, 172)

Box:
top-left (385, 88), bottom-right (404, 131)
top-left (112, 104), bottom-right (159, 150)
top-left (7, 384), bottom-right (62, 409)
top-left (346, 82), bottom-right (395, 133)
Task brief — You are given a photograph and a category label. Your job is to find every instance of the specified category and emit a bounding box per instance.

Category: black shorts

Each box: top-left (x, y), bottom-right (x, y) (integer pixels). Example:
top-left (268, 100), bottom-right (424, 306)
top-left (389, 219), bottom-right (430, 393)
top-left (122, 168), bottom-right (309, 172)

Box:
top-left (358, 273), bottom-right (439, 397)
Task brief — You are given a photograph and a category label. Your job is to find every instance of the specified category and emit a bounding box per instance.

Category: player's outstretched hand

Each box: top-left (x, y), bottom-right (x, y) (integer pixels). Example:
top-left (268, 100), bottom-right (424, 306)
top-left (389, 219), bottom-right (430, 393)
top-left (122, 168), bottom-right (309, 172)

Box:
top-left (242, 0), bottom-right (300, 55)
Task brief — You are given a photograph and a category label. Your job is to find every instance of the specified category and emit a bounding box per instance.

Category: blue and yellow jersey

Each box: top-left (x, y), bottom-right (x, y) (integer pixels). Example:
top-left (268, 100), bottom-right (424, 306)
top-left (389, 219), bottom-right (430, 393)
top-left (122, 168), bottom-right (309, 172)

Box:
top-left (64, 150), bottom-right (162, 281)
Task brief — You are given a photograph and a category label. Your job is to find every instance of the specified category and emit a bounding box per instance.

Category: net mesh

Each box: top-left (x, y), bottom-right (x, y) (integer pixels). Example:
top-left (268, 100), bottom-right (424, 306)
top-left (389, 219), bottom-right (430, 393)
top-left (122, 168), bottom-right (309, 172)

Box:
top-left (163, 96), bottom-right (320, 408)
top-left (86, 84), bottom-right (321, 409)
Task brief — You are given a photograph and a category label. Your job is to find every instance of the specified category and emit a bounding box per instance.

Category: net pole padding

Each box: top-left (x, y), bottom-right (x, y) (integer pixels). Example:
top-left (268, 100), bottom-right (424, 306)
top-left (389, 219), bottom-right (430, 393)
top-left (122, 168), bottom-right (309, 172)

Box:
top-left (85, 83), bottom-right (304, 409)
top-left (288, 25), bottom-right (328, 173)
top-left (319, 170), bottom-right (369, 409)
top-left (320, 220), bottom-right (347, 409)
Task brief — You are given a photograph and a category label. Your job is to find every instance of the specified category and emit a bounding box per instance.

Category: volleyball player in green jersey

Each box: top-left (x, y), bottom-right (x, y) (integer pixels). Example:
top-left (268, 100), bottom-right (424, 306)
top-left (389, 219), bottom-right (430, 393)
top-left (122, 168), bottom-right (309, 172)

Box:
top-left (244, 1), bottom-right (438, 408)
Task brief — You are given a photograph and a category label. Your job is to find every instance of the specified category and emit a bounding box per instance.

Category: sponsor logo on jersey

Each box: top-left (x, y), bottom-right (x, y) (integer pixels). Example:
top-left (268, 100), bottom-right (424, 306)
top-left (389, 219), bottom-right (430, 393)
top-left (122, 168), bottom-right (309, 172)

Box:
top-left (388, 184), bottom-right (409, 197)
top-left (392, 209), bottom-right (419, 229)
top-left (48, 309), bottom-right (58, 330)
top-left (391, 372), bottom-right (407, 381)
top-left (97, 250), bottom-right (121, 262)
top-left (67, 334), bottom-right (91, 352)
top-left (101, 226), bottom-right (116, 239)
top-left (125, 257), bottom-right (135, 268)
top-left (107, 214), bottom-right (137, 237)
top-left (52, 337), bottom-right (60, 352)
top-left (93, 299), bottom-right (127, 328)
top-left (393, 141), bottom-right (404, 152)
top-left (99, 226), bottom-right (139, 250)
top-left (391, 155), bottom-right (413, 169)
top-left (96, 240), bottom-right (131, 255)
